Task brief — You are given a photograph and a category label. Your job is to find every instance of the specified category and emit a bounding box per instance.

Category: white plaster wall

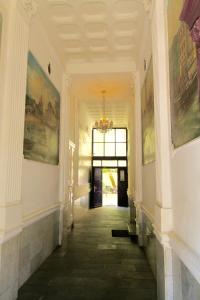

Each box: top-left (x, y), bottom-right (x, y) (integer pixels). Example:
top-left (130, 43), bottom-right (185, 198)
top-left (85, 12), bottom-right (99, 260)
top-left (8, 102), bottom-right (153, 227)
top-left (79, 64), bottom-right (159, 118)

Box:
top-left (22, 160), bottom-right (59, 217)
top-left (73, 98), bottom-right (92, 202)
top-left (142, 162), bottom-right (156, 218)
top-left (139, 17), bottom-right (156, 220)
top-left (21, 15), bottom-right (64, 219)
top-left (172, 139), bottom-right (200, 255)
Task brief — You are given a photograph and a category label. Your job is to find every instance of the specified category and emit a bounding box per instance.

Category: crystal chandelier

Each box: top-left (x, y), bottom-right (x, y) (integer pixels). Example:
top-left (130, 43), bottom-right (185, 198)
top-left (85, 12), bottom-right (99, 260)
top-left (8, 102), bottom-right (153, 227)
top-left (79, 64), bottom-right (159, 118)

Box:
top-left (95, 90), bottom-right (113, 133)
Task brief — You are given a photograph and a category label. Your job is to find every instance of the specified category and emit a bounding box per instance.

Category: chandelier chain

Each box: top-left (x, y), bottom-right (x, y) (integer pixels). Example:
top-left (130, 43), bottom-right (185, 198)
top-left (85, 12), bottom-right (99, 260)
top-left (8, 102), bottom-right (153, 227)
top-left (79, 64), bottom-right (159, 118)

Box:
top-left (94, 90), bottom-right (113, 134)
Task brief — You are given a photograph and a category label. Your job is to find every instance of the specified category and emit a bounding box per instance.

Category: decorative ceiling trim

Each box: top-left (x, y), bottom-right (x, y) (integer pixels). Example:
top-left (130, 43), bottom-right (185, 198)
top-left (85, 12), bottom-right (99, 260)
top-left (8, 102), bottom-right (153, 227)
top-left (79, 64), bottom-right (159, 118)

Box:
top-left (18, 0), bottom-right (38, 22)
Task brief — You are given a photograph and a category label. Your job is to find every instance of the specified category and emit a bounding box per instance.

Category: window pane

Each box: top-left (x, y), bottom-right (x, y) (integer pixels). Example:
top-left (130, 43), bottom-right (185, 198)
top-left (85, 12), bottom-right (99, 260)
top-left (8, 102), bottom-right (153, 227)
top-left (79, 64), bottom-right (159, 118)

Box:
top-left (102, 160), bottom-right (117, 167)
top-left (93, 129), bottom-right (104, 142)
top-left (105, 129), bottom-right (115, 142)
top-left (105, 143), bottom-right (115, 156)
top-left (93, 160), bottom-right (102, 166)
top-left (116, 143), bottom-right (126, 156)
top-left (118, 160), bottom-right (127, 167)
top-left (116, 129), bottom-right (126, 142)
top-left (93, 143), bottom-right (104, 156)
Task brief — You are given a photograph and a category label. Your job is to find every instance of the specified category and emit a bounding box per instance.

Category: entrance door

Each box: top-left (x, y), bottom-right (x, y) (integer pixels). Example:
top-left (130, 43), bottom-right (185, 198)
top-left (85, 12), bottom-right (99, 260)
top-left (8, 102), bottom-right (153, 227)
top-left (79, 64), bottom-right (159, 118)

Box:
top-left (90, 166), bottom-right (128, 208)
top-left (102, 168), bottom-right (118, 206)
top-left (90, 167), bottom-right (102, 208)
top-left (118, 167), bottom-right (128, 207)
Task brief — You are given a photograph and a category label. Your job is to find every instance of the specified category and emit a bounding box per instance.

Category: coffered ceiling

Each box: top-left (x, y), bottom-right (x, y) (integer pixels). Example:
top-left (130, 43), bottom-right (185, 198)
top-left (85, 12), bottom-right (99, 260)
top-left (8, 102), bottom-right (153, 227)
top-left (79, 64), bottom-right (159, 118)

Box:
top-left (36, 1), bottom-right (145, 129)
top-left (38, 0), bottom-right (146, 65)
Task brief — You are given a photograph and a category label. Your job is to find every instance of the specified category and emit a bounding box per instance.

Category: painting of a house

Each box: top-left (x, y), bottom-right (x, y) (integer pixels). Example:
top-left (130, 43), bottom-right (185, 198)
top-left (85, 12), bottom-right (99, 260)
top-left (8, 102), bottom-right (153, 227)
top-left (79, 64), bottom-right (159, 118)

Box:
top-left (23, 52), bottom-right (60, 165)
top-left (168, 0), bottom-right (200, 147)
top-left (141, 58), bottom-right (155, 165)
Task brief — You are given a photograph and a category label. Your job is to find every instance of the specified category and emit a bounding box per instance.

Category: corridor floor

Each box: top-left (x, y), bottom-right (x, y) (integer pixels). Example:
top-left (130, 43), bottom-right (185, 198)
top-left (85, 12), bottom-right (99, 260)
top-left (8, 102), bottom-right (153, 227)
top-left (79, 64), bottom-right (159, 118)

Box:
top-left (17, 207), bottom-right (157, 300)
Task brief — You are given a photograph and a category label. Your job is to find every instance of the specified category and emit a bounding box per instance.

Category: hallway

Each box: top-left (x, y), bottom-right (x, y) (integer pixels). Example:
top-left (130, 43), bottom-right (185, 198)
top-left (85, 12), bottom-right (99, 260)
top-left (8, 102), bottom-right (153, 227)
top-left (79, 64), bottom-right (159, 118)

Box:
top-left (17, 207), bottom-right (157, 300)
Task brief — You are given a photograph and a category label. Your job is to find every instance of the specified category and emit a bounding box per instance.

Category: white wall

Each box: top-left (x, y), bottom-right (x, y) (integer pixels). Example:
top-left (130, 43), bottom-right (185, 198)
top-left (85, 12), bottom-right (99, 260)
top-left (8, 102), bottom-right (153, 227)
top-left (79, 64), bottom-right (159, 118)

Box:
top-left (74, 100), bottom-right (91, 200)
top-left (172, 139), bottom-right (200, 255)
top-left (22, 161), bottom-right (59, 218)
top-left (21, 16), bottom-right (64, 220)
top-left (139, 17), bottom-right (156, 221)
top-left (142, 162), bottom-right (156, 219)
top-left (66, 89), bottom-right (92, 219)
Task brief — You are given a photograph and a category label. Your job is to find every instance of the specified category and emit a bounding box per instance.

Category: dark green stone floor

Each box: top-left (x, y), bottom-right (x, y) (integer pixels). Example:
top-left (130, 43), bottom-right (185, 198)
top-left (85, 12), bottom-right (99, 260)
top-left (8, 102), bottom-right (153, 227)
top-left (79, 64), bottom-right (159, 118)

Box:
top-left (17, 207), bottom-right (157, 300)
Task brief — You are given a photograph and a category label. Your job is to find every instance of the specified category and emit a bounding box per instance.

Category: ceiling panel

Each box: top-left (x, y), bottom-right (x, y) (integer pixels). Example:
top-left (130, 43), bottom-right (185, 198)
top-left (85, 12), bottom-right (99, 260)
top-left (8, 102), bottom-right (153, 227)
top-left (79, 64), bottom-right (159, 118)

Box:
top-left (38, 0), bottom-right (146, 64)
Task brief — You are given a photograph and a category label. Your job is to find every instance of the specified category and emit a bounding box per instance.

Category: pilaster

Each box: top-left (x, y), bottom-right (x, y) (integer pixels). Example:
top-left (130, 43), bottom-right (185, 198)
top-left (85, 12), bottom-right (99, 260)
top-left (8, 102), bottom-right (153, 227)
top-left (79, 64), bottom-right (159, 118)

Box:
top-left (134, 71), bottom-right (143, 205)
top-left (58, 73), bottom-right (71, 245)
top-left (0, 1), bottom-right (38, 298)
top-left (133, 71), bottom-right (144, 245)
top-left (0, 0), bottom-right (38, 238)
top-left (151, 0), bottom-right (172, 235)
top-left (151, 0), bottom-right (173, 298)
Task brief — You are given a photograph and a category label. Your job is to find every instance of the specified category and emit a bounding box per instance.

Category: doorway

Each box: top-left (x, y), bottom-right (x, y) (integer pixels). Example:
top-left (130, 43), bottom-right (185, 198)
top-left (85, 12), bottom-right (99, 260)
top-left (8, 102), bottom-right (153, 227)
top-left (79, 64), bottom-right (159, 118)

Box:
top-left (90, 166), bottom-right (128, 208)
top-left (102, 168), bottom-right (118, 206)
top-left (90, 128), bottom-right (128, 209)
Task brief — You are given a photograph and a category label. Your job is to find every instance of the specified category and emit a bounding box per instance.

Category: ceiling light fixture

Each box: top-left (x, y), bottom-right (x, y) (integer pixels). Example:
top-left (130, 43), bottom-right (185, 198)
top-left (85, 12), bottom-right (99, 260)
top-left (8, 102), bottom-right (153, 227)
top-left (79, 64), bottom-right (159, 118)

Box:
top-left (94, 90), bottom-right (113, 134)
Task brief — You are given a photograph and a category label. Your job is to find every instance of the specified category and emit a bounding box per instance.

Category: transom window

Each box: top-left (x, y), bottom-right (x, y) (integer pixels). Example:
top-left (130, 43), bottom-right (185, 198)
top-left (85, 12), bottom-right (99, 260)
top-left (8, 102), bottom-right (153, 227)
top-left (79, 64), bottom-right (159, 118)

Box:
top-left (92, 128), bottom-right (127, 157)
top-left (93, 160), bottom-right (127, 167)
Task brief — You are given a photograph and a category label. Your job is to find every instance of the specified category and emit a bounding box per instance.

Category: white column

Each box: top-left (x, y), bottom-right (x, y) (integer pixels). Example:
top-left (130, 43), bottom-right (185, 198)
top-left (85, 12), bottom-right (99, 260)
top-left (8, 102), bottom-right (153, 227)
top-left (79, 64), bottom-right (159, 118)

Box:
top-left (58, 74), bottom-right (70, 245)
top-left (0, 0), bottom-right (38, 239)
top-left (151, 0), bottom-right (173, 299)
top-left (133, 71), bottom-right (144, 245)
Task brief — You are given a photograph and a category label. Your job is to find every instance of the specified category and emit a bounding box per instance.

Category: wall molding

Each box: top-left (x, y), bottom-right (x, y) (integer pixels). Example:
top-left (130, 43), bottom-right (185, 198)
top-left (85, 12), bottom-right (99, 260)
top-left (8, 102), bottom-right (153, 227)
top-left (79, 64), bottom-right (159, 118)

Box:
top-left (153, 225), bottom-right (171, 247)
top-left (139, 204), bottom-right (172, 247)
top-left (0, 201), bottom-right (21, 208)
top-left (169, 231), bottom-right (200, 285)
top-left (0, 205), bottom-right (60, 245)
top-left (141, 204), bottom-right (155, 223)
top-left (0, 226), bottom-right (22, 245)
top-left (22, 204), bottom-right (60, 228)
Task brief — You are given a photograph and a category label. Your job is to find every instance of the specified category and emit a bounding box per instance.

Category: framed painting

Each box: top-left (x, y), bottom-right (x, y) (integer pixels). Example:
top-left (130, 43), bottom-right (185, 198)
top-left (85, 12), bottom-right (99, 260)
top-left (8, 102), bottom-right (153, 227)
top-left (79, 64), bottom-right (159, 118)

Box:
top-left (141, 58), bottom-right (155, 165)
top-left (168, 0), bottom-right (200, 147)
top-left (23, 51), bottom-right (60, 165)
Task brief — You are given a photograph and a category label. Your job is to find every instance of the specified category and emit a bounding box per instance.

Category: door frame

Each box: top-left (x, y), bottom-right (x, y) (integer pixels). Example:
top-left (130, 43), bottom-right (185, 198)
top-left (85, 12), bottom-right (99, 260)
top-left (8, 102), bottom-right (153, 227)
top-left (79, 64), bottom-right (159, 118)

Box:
top-left (90, 166), bottom-right (128, 208)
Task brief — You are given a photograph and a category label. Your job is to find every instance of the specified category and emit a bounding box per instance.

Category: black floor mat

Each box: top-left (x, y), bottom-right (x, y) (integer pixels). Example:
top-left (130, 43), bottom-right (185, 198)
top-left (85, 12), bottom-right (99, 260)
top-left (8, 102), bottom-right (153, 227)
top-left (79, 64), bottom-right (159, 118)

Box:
top-left (112, 229), bottom-right (129, 237)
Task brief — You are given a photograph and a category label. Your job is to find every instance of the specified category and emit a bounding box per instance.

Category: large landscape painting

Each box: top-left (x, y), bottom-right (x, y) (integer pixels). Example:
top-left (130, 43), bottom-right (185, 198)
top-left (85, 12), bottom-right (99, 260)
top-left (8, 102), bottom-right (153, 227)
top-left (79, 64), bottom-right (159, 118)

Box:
top-left (23, 52), bottom-right (60, 165)
top-left (168, 0), bottom-right (200, 147)
top-left (141, 58), bottom-right (155, 165)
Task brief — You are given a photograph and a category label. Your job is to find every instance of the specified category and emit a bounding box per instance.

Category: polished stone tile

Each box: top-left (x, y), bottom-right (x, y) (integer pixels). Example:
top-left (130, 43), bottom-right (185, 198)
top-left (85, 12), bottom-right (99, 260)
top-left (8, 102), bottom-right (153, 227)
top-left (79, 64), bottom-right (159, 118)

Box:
top-left (18, 207), bottom-right (157, 300)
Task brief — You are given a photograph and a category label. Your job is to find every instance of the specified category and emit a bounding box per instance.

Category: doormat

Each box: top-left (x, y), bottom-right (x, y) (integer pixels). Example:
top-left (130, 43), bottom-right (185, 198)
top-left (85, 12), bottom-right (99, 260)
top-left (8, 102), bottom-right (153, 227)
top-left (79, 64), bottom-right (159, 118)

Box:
top-left (112, 230), bottom-right (129, 237)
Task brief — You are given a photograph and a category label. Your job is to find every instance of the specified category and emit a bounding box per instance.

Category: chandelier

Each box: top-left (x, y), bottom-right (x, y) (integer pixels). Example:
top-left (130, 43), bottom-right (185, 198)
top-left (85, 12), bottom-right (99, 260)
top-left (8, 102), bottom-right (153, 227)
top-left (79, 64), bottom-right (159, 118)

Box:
top-left (95, 90), bottom-right (113, 133)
